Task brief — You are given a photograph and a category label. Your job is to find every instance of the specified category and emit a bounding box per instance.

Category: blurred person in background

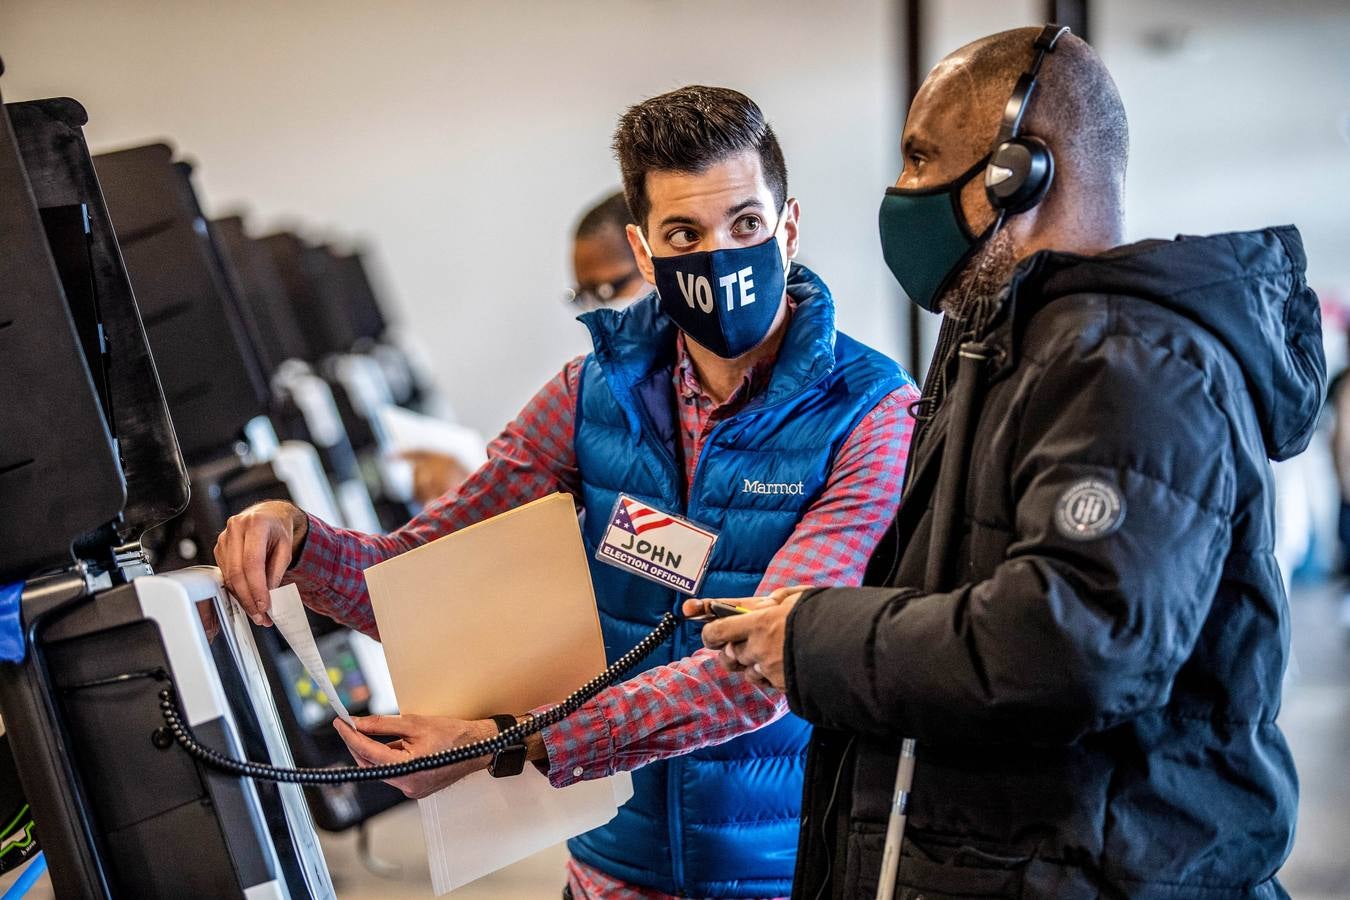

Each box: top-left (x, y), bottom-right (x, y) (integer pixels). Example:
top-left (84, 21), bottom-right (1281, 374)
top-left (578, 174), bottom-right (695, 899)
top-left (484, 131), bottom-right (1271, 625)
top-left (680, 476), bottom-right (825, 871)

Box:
top-left (568, 189), bottom-right (651, 311)
top-left (1331, 341), bottom-right (1350, 625)
top-left (403, 190), bottom-right (653, 504)
top-left (395, 449), bottom-right (470, 506)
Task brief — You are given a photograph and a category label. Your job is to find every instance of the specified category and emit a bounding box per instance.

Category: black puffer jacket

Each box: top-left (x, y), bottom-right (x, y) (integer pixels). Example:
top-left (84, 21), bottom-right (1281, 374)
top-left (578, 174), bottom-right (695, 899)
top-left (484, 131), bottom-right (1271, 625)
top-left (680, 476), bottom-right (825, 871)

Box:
top-left (784, 227), bottom-right (1325, 899)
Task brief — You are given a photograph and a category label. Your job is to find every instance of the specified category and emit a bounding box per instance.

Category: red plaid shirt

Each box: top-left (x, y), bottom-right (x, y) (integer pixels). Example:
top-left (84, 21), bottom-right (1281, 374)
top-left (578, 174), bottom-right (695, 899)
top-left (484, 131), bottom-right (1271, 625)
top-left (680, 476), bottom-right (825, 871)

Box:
top-left (289, 334), bottom-right (917, 900)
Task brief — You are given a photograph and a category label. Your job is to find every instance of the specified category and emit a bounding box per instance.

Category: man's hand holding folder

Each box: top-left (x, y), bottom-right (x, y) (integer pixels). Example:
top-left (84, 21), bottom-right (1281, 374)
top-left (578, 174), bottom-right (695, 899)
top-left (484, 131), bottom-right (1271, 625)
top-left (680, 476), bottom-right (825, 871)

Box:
top-left (334, 714), bottom-right (497, 799)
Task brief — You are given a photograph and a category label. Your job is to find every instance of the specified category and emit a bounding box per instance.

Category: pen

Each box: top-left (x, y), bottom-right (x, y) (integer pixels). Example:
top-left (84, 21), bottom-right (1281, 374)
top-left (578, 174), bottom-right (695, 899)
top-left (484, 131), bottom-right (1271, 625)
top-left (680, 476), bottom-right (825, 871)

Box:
top-left (688, 599), bottom-right (754, 621)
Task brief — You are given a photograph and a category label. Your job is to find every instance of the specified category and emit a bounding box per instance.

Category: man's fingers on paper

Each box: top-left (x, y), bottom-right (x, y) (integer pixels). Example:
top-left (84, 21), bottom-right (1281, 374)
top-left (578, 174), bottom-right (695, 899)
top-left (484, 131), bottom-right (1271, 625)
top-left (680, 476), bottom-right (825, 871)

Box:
top-left (333, 719), bottom-right (372, 765)
top-left (215, 530), bottom-right (243, 609)
top-left (358, 741), bottom-right (406, 765)
top-left (769, 585), bottom-right (814, 603)
top-left (346, 743), bottom-right (376, 767)
top-left (335, 717), bottom-right (479, 800)
top-left (335, 719), bottom-right (405, 765)
top-left (241, 527), bottom-right (273, 620)
top-left (351, 714), bottom-right (420, 737)
top-left (212, 533), bottom-right (231, 594)
top-left (265, 541), bottom-right (290, 593)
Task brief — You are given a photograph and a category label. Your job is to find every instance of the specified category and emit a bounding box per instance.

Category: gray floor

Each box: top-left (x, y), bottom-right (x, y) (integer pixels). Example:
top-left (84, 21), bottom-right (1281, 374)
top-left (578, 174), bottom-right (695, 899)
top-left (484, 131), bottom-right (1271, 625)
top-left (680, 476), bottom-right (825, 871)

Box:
top-left (1278, 578), bottom-right (1350, 899)
top-left (3, 580), bottom-right (1348, 898)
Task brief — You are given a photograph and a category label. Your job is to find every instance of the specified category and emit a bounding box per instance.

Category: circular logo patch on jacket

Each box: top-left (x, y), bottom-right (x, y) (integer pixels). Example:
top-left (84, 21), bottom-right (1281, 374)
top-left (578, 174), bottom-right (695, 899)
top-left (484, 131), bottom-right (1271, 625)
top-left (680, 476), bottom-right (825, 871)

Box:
top-left (1055, 478), bottom-right (1125, 541)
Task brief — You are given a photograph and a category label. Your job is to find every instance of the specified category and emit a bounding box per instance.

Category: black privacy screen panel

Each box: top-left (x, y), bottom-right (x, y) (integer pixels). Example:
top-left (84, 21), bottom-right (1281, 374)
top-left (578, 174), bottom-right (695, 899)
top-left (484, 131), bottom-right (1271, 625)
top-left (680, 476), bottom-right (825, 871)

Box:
top-left (5, 97), bottom-right (188, 546)
top-left (95, 144), bottom-right (268, 464)
top-left (334, 250), bottom-right (388, 343)
top-left (262, 232), bottom-right (356, 362)
top-left (0, 95), bottom-right (124, 579)
top-left (212, 215), bottom-right (312, 374)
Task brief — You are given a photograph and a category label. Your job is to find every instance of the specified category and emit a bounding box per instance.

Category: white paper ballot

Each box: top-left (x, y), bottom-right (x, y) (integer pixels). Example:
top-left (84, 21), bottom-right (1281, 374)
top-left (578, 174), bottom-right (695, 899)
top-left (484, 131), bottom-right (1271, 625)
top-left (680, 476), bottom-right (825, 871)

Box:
top-left (377, 404), bottom-right (488, 470)
top-left (419, 768), bottom-right (633, 894)
top-left (268, 583), bottom-right (354, 727)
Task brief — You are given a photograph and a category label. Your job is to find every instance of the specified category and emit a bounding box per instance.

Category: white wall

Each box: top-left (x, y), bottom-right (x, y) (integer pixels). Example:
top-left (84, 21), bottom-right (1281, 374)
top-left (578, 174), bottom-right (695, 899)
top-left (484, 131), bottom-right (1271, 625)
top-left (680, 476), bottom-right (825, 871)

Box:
top-left (918, 1), bottom-right (1350, 297)
top-left (4, 1), bottom-right (1345, 433)
top-left (1095, 0), bottom-right (1350, 297)
top-left (0, 0), bottom-right (904, 435)
top-left (905, 1), bottom-right (1350, 375)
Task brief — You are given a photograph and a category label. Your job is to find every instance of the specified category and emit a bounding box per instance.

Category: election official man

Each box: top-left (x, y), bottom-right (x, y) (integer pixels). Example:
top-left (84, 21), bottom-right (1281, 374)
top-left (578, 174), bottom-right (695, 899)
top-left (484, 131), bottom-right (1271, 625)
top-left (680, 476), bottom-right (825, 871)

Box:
top-left (698, 27), bottom-right (1324, 899)
top-left (215, 86), bottom-right (918, 899)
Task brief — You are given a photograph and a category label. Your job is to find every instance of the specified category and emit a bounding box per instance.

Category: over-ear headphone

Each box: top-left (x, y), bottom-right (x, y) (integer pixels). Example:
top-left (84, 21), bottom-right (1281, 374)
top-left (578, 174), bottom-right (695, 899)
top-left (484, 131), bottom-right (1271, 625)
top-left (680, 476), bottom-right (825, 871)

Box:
top-left (985, 24), bottom-right (1070, 214)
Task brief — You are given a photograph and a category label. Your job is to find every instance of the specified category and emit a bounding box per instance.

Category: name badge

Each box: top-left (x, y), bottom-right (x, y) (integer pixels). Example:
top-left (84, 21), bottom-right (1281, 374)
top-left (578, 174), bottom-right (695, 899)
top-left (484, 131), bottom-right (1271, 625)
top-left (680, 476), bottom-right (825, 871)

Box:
top-left (596, 494), bottom-right (718, 595)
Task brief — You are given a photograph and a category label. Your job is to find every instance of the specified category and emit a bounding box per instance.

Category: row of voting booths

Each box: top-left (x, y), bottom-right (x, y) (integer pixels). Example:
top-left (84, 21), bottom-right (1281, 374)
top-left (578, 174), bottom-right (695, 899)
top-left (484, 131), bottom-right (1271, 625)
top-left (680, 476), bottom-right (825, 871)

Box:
top-left (0, 59), bottom-right (460, 897)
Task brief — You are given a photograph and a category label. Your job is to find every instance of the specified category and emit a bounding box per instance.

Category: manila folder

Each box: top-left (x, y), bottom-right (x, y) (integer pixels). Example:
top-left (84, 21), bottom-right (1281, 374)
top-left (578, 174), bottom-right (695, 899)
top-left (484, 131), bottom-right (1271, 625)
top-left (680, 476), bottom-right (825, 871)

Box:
top-left (363, 493), bottom-right (633, 894)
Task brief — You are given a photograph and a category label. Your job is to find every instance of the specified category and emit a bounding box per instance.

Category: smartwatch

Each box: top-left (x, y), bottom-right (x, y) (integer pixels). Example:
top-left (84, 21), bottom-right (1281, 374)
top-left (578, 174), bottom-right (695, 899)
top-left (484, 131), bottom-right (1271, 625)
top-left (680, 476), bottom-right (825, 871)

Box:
top-left (488, 714), bottom-right (527, 778)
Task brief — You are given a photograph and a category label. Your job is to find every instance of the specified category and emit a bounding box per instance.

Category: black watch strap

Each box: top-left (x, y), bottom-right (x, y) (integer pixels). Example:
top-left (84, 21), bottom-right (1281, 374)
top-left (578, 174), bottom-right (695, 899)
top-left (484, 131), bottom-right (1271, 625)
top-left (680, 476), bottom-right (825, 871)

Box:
top-left (488, 714), bottom-right (526, 778)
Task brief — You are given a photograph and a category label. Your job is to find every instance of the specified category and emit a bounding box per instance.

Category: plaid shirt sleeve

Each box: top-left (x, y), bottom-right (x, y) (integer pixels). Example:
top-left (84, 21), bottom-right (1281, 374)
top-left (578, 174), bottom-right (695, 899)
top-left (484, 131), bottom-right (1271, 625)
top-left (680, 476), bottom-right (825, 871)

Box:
top-left (285, 356), bottom-right (587, 637)
top-left (539, 382), bottom-right (920, 786)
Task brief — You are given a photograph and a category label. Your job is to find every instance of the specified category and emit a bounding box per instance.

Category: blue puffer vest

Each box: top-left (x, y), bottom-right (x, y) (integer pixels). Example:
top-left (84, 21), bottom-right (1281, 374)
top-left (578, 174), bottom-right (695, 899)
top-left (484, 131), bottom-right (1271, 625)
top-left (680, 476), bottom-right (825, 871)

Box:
top-left (570, 264), bottom-right (909, 897)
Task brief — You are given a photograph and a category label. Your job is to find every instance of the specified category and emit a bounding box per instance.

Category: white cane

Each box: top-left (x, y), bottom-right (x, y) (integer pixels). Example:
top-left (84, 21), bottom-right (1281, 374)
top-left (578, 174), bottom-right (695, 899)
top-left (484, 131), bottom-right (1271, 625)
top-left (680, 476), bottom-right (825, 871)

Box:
top-left (874, 738), bottom-right (917, 900)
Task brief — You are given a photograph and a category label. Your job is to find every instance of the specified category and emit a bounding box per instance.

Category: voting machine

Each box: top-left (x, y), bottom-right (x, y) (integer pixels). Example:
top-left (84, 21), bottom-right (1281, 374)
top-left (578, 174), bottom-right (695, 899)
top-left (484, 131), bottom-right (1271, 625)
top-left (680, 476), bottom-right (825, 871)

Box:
top-left (0, 85), bottom-right (333, 898)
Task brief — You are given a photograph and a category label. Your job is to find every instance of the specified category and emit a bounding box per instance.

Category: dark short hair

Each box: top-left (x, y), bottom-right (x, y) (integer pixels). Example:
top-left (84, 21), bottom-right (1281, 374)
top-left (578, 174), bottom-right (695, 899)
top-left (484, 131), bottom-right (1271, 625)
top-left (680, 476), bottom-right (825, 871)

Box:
top-left (574, 190), bottom-right (634, 240)
top-left (612, 85), bottom-right (788, 229)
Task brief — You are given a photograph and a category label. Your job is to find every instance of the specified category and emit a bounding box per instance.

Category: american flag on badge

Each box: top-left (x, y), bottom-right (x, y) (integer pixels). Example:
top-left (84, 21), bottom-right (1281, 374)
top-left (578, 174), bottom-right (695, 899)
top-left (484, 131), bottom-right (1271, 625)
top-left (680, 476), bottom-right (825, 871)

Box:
top-left (612, 498), bottom-right (675, 535)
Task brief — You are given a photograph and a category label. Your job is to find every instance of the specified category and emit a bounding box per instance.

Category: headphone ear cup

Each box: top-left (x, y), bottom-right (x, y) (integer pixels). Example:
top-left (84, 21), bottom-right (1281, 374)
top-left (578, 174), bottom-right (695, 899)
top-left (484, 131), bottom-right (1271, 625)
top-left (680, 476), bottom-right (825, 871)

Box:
top-left (985, 136), bottom-right (1054, 214)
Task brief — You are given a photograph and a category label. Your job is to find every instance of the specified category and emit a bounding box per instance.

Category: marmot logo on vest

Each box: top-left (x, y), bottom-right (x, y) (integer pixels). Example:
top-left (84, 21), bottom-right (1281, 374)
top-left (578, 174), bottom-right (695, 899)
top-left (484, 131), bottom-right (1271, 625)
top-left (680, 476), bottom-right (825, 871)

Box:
top-left (742, 479), bottom-right (806, 496)
top-left (1055, 478), bottom-right (1125, 541)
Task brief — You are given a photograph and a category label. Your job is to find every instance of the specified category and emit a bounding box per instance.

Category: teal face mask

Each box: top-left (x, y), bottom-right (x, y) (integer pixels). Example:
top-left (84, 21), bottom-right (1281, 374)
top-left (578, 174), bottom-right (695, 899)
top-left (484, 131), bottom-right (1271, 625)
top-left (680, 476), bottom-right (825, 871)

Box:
top-left (878, 155), bottom-right (996, 312)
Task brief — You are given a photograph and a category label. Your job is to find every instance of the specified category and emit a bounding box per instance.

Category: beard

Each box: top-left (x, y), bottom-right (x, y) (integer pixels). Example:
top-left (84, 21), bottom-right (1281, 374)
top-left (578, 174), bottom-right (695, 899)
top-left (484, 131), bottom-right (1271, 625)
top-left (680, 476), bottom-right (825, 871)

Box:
top-left (937, 228), bottom-right (1018, 326)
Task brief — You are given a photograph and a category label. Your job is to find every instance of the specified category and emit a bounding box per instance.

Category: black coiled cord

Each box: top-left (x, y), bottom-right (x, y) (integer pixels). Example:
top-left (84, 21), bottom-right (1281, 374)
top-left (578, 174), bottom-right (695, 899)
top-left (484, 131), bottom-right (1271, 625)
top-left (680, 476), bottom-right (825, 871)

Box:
top-left (158, 612), bottom-right (680, 784)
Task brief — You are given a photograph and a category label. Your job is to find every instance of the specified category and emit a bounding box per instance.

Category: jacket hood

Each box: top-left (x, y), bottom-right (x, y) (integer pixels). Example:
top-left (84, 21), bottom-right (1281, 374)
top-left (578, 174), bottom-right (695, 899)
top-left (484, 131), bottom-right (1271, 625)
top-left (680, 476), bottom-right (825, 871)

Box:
top-left (1013, 226), bottom-right (1326, 460)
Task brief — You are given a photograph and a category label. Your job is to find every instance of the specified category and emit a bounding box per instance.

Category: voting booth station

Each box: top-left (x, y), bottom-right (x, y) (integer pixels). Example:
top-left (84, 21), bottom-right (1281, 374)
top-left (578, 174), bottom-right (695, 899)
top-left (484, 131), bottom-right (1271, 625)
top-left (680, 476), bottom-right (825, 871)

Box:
top-left (0, 65), bottom-right (588, 897)
top-left (0, 62), bottom-right (661, 900)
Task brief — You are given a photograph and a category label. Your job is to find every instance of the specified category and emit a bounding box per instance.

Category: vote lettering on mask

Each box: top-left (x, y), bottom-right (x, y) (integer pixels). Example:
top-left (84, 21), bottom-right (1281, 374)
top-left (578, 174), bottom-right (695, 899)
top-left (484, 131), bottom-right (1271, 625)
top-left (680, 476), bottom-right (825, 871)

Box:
top-left (675, 265), bottom-right (757, 314)
top-left (640, 203), bottom-right (790, 358)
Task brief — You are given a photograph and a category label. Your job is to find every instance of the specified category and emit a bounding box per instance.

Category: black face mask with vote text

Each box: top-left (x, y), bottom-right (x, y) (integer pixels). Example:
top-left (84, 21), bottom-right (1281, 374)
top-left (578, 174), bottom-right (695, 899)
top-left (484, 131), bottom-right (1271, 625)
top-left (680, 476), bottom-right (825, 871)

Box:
top-left (639, 204), bottom-right (790, 359)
